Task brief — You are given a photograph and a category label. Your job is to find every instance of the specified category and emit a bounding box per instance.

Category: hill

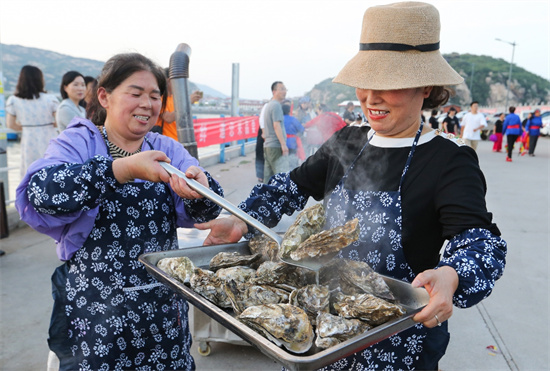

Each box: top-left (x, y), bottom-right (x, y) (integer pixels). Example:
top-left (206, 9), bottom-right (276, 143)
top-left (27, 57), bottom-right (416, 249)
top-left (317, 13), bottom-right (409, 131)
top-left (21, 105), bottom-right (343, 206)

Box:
top-left (0, 44), bottom-right (227, 98)
top-left (307, 53), bottom-right (550, 110)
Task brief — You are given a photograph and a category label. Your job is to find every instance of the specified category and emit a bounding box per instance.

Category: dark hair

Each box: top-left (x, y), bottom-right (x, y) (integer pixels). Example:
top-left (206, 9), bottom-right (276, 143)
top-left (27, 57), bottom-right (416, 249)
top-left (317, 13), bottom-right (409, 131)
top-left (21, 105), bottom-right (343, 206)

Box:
top-left (271, 81), bottom-right (283, 93)
top-left (470, 101), bottom-right (479, 106)
top-left (422, 86), bottom-right (451, 110)
top-left (87, 53), bottom-right (166, 125)
top-left (509, 106), bottom-right (516, 113)
top-left (84, 76), bottom-right (96, 85)
top-left (431, 109), bottom-right (438, 116)
top-left (14, 65), bottom-right (46, 100)
top-left (282, 103), bottom-right (291, 115)
top-left (347, 101), bottom-right (354, 108)
top-left (318, 103), bottom-right (330, 113)
top-left (449, 107), bottom-right (457, 112)
top-left (60, 71), bottom-right (85, 99)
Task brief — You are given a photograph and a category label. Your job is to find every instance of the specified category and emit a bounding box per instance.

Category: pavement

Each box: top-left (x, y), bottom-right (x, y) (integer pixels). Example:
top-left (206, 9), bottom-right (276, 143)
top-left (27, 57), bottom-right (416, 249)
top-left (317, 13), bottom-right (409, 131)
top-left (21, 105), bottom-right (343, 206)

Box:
top-left (1, 138), bottom-right (548, 371)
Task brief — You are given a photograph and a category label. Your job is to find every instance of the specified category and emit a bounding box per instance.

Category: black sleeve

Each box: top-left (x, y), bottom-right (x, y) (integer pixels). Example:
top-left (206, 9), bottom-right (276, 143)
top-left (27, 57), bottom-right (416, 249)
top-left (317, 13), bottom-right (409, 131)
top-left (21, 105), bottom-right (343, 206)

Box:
top-left (435, 146), bottom-right (500, 238)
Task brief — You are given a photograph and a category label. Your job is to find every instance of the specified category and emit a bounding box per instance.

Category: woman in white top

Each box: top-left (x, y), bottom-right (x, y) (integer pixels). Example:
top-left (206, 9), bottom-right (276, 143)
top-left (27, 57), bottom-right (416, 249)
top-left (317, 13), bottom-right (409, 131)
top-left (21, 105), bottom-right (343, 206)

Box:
top-left (56, 71), bottom-right (86, 131)
top-left (6, 65), bottom-right (59, 177)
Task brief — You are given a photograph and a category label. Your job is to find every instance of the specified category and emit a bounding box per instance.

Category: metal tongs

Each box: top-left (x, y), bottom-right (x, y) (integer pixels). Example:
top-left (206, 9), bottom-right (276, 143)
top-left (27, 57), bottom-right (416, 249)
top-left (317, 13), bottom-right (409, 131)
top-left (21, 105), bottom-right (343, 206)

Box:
top-left (159, 162), bottom-right (337, 275)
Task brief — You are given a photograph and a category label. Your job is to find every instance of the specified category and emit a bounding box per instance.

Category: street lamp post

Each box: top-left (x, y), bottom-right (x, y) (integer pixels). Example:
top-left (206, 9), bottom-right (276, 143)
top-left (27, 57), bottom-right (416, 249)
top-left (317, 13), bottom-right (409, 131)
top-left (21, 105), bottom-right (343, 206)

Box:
top-left (495, 38), bottom-right (516, 111)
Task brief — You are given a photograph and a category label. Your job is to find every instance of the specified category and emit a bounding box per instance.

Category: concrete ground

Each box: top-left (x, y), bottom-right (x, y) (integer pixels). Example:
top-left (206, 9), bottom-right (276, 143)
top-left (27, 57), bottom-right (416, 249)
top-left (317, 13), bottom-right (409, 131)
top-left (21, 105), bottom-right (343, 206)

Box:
top-left (1, 137), bottom-right (548, 370)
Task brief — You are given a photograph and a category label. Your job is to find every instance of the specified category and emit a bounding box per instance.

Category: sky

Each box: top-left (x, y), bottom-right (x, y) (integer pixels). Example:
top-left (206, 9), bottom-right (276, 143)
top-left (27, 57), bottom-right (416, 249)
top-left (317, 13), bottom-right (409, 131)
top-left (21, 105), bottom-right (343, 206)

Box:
top-left (0, 0), bottom-right (548, 100)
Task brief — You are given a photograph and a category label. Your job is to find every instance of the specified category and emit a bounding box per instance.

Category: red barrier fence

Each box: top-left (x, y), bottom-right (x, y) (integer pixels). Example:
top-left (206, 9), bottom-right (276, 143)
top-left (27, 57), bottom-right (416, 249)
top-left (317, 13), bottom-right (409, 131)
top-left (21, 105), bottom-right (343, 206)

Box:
top-left (194, 116), bottom-right (259, 147)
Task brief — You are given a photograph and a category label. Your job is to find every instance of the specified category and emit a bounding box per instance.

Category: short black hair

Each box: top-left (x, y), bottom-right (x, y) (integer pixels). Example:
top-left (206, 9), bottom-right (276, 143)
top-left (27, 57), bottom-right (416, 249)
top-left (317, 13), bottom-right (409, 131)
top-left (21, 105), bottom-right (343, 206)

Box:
top-left (431, 109), bottom-right (438, 116)
top-left (509, 106), bottom-right (516, 113)
top-left (271, 81), bottom-right (283, 92)
top-left (449, 107), bottom-right (457, 112)
top-left (282, 103), bottom-right (291, 115)
top-left (84, 76), bottom-right (96, 85)
top-left (470, 101), bottom-right (479, 106)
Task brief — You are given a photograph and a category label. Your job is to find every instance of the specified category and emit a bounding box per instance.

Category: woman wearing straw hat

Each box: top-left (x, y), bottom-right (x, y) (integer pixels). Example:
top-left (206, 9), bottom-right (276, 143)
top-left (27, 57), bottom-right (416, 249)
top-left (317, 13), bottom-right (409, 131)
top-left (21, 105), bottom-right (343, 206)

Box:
top-left (197, 2), bottom-right (507, 369)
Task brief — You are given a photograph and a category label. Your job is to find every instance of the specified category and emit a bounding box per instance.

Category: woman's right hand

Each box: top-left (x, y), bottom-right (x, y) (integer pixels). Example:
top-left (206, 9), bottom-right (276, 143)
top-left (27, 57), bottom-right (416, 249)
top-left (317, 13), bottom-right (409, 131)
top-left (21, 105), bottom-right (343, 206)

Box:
top-left (195, 216), bottom-right (248, 246)
top-left (112, 151), bottom-right (171, 184)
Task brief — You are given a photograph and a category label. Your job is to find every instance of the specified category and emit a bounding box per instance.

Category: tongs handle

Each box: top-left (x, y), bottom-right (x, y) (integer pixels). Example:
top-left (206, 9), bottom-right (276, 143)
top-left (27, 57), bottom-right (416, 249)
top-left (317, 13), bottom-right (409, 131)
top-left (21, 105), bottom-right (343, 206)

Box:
top-left (159, 162), bottom-right (283, 245)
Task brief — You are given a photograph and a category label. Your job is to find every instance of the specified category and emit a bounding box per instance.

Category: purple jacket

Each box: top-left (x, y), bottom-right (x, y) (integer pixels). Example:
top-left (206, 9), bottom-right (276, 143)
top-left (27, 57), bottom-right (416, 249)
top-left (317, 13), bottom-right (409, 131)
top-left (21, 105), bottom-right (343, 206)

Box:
top-left (16, 118), bottom-right (208, 261)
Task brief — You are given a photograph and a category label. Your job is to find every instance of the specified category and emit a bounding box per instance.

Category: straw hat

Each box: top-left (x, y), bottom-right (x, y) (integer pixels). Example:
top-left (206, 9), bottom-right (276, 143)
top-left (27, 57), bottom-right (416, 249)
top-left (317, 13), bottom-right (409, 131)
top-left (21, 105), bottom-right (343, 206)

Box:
top-left (333, 2), bottom-right (464, 90)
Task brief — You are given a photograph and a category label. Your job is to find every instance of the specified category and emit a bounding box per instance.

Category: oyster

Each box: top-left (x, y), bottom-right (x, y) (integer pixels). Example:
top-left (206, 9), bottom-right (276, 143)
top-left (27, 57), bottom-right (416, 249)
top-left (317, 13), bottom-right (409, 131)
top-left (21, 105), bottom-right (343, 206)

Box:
top-left (156, 256), bottom-right (195, 284)
top-left (336, 259), bottom-right (395, 301)
top-left (290, 218), bottom-right (360, 261)
top-left (209, 251), bottom-right (261, 271)
top-left (189, 268), bottom-right (232, 308)
top-left (238, 304), bottom-right (314, 354)
top-left (224, 279), bottom-right (290, 315)
top-left (248, 234), bottom-right (280, 264)
top-left (253, 261), bottom-right (311, 291)
top-left (215, 266), bottom-right (256, 284)
top-left (315, 312), bottom-right (371, 349)
top-left (333, 293), bottom-right (405, 326)
top-left (289, 284), bottom-right (330, 322)
top-left (280, 204), bottom-right (326, 258)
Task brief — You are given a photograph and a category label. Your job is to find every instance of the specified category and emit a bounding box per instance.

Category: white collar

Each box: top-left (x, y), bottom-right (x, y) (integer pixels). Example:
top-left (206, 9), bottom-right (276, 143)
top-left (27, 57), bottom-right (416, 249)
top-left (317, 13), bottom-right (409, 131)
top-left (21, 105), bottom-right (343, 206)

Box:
top-left (368, 129), bottom-right (437, 148)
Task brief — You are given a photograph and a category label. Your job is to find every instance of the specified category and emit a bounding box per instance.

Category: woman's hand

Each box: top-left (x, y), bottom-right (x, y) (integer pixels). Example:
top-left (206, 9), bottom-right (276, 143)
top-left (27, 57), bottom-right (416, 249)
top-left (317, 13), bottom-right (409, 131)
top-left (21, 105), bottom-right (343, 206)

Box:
top-left (195, 216), bottom-right (248, 246)
top-left (168, 165), bottom-right (209, 200)
top-left (411, 265), bottom-right (459, 328)
top-left (112, 151), bottom-right (171, 184)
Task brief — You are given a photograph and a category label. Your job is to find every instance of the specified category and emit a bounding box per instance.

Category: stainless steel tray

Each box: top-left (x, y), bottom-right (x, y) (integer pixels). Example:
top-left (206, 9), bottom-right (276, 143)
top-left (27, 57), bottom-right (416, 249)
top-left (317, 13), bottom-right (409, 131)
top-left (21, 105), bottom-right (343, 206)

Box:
top-left (139, 242), bottom-right (430, 371)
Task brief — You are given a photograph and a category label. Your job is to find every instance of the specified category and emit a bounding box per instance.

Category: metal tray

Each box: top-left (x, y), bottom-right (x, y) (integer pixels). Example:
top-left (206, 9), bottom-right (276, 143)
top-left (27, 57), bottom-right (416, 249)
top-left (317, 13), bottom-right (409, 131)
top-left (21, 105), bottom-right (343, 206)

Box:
top-left (139, 242), bottom-right (430, 371)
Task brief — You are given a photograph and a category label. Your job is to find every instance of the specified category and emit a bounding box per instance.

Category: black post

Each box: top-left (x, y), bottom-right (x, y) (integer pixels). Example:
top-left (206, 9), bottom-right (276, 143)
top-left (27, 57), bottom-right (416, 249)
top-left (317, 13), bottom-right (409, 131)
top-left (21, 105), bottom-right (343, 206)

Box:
top-left (169, 43), bottom-right (198, 159)
top-left (0, 181), bottom-right (9, 239)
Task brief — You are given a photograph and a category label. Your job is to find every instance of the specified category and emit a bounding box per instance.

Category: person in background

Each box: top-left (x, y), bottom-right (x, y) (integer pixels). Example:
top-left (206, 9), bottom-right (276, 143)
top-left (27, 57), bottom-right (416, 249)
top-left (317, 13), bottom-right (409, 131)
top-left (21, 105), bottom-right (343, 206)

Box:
top-left (442, 107), bottom-right (459, 136)
top-left (342, 101), bottom-right (357, 125)
top-left (5, 65), bottom-right (59, 177)
top-left (293, 95), bottom-right (316, 124)
top-left (526, 109), bottom-right (543, 156)
top-left (521, 111), bottom-right (532, 130)
top-left (502, 106), bottom-right (523, 162)
top-left (56, 71), bottom-right (87, 132)
top-left (303, 103), bottom-right (346, 156)
top-left (428, 109), bottom-right (439, 130)
top-left (151, 67), bottom-right (202, 140)
top-left (255, 102), bottom-right (268, 182)
top-left (15, 52), bottom-right (223, 370)
top-left (282, 102), bottom-right (305, 169)
top-left (195, 3), bottom-right (506, 369)
top-left (491, 112), bottom-right (505, 152)
top-left (82, 75), bottom-right (98, 108)
top-left (460, 101), bottom-right (487, 151)
top-left (262, 81), bottom-right (289, 182)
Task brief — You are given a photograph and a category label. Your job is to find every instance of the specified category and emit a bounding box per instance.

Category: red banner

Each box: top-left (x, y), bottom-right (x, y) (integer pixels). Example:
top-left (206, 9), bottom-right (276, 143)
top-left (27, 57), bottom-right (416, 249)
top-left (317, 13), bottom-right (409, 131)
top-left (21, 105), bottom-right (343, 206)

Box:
top-left (193, 116), bottom-right (259, 147)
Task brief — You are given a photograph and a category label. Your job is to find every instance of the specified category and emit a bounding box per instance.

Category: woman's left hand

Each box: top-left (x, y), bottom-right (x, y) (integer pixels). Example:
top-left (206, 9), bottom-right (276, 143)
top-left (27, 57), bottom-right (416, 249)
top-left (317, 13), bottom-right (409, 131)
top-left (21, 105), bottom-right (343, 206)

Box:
top-left (169, 165), bottom-right (208, 200)
top-left (411, 265), bottom-right (459, 328)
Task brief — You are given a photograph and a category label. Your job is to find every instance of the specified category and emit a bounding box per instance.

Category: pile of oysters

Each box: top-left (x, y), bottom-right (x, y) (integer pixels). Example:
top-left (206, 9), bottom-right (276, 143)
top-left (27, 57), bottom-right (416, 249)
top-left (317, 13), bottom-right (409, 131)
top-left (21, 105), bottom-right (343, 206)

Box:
top-left (156, 204), bottom-right (405, 354)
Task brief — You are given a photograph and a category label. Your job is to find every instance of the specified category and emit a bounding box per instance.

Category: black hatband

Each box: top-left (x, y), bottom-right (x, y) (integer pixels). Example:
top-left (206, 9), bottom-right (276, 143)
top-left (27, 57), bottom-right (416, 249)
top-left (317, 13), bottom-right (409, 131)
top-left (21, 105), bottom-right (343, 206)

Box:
top-left (359, 42), bottom-right (440, 52)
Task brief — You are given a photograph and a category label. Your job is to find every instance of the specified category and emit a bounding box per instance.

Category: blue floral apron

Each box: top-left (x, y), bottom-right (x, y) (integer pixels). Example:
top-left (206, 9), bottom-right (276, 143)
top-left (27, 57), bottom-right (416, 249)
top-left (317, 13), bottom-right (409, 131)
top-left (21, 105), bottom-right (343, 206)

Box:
top-left (49, 138), bottom-right (195, 371)
top-left (322, 123), bottom-right (449, 370)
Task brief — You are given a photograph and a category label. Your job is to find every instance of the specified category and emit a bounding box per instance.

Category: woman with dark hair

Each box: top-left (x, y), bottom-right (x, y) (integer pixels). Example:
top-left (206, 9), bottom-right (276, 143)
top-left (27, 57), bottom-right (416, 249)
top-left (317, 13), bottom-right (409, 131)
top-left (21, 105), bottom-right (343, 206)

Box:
top-left (6, 65), bottom-right (59, 176)
top-left (197, 3), bottom-right (506, 370)
top-left (16, 52), bottom-right (223, 370)
top-left (56, 70), bottom-right (86, 131)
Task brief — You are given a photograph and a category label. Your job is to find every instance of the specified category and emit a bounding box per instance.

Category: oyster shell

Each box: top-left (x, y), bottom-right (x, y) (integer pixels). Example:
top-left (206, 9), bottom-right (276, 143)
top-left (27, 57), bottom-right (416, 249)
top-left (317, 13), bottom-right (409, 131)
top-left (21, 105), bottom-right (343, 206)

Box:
top-left (156, 256), bottom-right (195, 284)
top-left (248, 234), bottom-right (280, 264)
top-left (333, 293), bottom-right (405, 326)
top-left (224, 279), bottom-right (290, 315)
top-left (215, 266), bottom-right (256, 284)
top-left (335, 259), bottom-right (395, 301)
top-left (289, 284), bottom-right (330, 323)
top-left (290, 218), bottom-right (360, 261)
top-left (189, 268), bottom-right (232, 308)
top-left (280, 204), bottom-right (326, 258)
top-left (253, 261), bottom-right (311, 291)
top-left (238, 304), bottom-right (314, 354)
top-left (315, 312), bottom-right (371, 349)
top-left (209, 251), bottom-right (261, 271)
